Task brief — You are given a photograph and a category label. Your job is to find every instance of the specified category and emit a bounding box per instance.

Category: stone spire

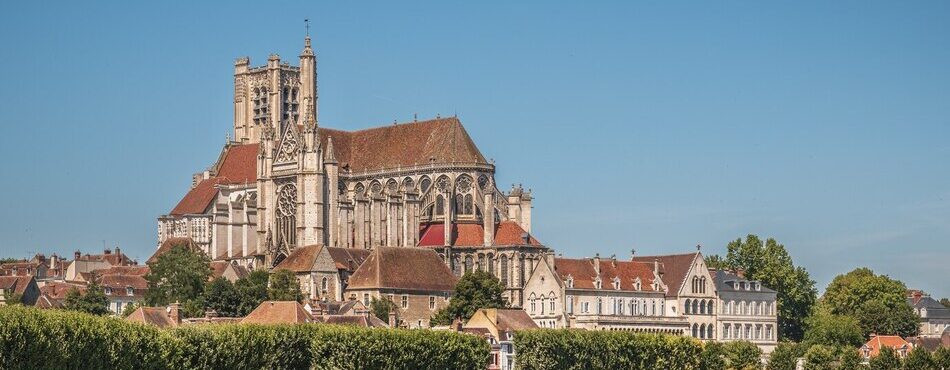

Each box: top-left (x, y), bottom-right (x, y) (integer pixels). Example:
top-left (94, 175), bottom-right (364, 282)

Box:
top-left (325, 136), bottom-right (337, 164)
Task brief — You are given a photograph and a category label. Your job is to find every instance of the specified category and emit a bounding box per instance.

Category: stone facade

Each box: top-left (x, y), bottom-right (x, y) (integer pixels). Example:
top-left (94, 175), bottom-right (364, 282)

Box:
top-left (908, 290), bottom-right (950, 337)
top-left (157, 37), bottom-right (538, 305)
top-left (712, 269), bottom-right (779, 353)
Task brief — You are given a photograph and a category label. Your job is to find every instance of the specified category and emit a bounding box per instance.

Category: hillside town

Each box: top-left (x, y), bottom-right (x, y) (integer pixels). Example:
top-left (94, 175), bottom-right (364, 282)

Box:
top-left (2, 34), bottom-right (949, 369)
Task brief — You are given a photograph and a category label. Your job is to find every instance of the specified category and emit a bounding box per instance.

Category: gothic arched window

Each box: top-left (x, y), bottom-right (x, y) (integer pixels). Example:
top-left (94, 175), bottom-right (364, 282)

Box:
top-left (276, 183), bottom-right (297, 248)
top-left (420, 177), bottom-right (432, 194)
top-left (464, 255), bottom-right (473, 274)
top-left (464, 194), bottom-right (473, 215)
top-left (455, 194), bottom-right (464, 215)
top-left (500, 255), bottom-right (509, 287)
top-left (435, 195), bottom-right (445, 216)
top-left (321, 277), bottom-right (329, 292)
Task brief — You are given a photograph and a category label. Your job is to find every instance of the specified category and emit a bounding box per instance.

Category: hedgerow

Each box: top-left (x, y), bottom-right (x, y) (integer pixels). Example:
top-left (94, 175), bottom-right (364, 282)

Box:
top-left (514, 329), bottom-right (703, 370)
top-left (0, 306), bottom-right (489, 370)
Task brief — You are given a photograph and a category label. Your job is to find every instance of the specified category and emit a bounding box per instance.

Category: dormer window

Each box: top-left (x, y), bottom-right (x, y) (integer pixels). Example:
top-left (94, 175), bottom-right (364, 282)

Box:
top-left (126, 287), bottom-right (134, 296)
top-left (566, 276), bottom-right (574, 288)
top-left (104, 287), bottom-right (112, 295)
top-left (613, 277), bottom-right (621, 290)
top-left (634, 278), bottom-right (642, 291)
top-left (594, 278), bottom-right (602, 290)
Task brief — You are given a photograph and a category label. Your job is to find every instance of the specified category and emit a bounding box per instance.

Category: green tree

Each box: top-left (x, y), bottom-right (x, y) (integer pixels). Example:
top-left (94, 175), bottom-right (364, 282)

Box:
top-left (268, 269), bottom-right (303, 302)
top-left (838, 347), bottom-right (865, 370)
top-left (933, 347), bottom-right (950, 370)
top-left (705, 254), bottom-right (730, 270)
top-left (902, 348), bottom-right (936, 370)
top-left (940, 298), bottom-right (950, 309)
top-left (121, 301), bottom-right (140, 317)
top-left (430, 270), bottom-right (506, 326)
top-left (203, 277), bottom-right (242, 317)
top-left (803, 308), bottom-right (865, 347)
top-left (869, 347), bottom-right (902, 370)
top-left (724, 340), bottom-right (762, 370)
top-left (720, 235), bottom-right (818, 341)
top-left (235, 270), bottom-right (269, 316)
top-left (822, 268), bottom-right (919, 338)
top-left (144, 244), bottom-right (211, 307)
top-left (700, 341), bottom-right (727, 370)
top-left (370, 296), bottom-right (399, 325)
top-left (63, 282), bottom-right (110, 316)
top-left (0, 258), bottom-right (19, 264)
top-left (803, 345), bottom-right (837, 370)
top-left (3, 292), bottom-right (23, 305)
top-left (767, 343), bottom-right (802, 370)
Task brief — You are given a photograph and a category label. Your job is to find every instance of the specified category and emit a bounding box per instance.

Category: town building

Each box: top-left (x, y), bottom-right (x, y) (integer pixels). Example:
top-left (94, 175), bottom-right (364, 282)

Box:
top-left (522, 254), bottom-right (687, 333)
top-left (98, 270), bottom-right (149, 315)
top-left (861, 335), bottom-right (913, 359)
top-left (344, 247), bottom-right (456, 328)
top-left (631, 251), bottom-right (719, 340)
top-left (907, 289), bottom-right (950, 337)
top-left (0, 253), bottom-right (63, 280)
top-left (155, 36), bottom-right (539, 308)
top-left (210, 261), bottom-right (250, 283)
top-left (274, 244), bottom-right (371, 301)
top-left (0, 276), bottom-right (40, 305)
top-left (463, 308), bottom-right (538, 370)
top-left (65, 248), bottom-right (134, 281)
top-left (712, 269), bottom-right (778, 353)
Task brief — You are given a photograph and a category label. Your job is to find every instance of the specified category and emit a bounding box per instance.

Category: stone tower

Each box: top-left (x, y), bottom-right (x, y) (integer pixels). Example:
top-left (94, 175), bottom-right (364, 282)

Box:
top-left (232, 36), bottom-right (317, 143)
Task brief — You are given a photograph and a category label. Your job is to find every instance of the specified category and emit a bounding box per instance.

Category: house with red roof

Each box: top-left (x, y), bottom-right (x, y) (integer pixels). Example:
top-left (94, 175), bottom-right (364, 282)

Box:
top-left (344, 247), bottom-right (457, 328)
top-left (862, 335), bottom-right (913, 359)
top-left (273, 244), bottom-right (370, 302)
top-left (522, 253), bottom-right (688, 333)
top-left (0, 275), bottom-right (40, 306)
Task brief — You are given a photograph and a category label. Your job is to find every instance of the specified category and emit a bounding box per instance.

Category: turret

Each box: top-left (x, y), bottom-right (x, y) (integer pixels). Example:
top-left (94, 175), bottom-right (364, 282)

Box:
top-left (299, 35), bottom-right (317, 125)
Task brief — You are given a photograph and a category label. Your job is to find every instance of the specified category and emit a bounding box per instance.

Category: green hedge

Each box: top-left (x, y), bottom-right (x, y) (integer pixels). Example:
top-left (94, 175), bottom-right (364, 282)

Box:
top-left (514, 329), bottom-right (703, 370)
top-left (0, 306), bottom-right (489, 370)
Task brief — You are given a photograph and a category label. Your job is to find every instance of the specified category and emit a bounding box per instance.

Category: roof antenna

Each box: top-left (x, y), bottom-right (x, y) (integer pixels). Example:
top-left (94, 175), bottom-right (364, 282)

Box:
top-left (413, 113), bottom-right (417, 122)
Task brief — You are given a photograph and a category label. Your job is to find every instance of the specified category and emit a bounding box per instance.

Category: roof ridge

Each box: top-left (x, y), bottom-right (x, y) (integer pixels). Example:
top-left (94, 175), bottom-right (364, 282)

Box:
top-left (327, 116), bottom-right (459, 135)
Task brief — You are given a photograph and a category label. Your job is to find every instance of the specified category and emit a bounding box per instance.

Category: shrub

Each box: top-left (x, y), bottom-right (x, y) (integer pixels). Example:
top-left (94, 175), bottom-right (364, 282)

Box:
top-left (803, 344), bottom-right (837, 370)
top-left (869, 347), bottom-right (902, 370)
top-left (767, 342), bottom-right (802, 370)
top-left (724, 340), bottom-right (763, 369)
top-left (901, 348), bottom-right (936, 370)
top-left (0, 305), bottom-right (489, 370)
top-left (934, 347), bottom-right (950, 370)
top-left (0, 305), bottom-right (169, 370)
top-left (514, 329), bottom-right (702, 370)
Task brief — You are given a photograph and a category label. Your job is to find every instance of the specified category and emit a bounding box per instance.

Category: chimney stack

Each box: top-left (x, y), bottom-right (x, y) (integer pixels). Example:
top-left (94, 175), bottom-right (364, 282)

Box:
top-left (74, 251), bottom-right (81, 260)
top-left (654, 258), bottom-right (659, 277)
top-left (593, 253), bottom-right (601, 275)
top-left (168, 302), bottom-right (182, 325)
top-left (388, 310), bottom-right (397, 328)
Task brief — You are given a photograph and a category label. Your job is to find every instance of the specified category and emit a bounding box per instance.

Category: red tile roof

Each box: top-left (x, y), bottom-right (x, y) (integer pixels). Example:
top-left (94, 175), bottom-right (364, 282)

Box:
top-left (553, 258), bottom-right (660, 292)
top-left (347, 247), bottom-right (457, 292)
top-left (242, 301), bottom-right (314, 324)
top-left (274, 245), bottom-right (372, 273)
top-left (418, 221), bottom-right (542, 248)
top-left (325, 247), bottom-right (372, 272)
top-left (321, 117), bottom-right (486, 172)
top-left (170, 143), bottom-right (258, 216)
top-left (863, 335), bottom-right (912, 357)
top-left (126, 307), bottom-right (178, 328)
top-left (99, 274), bottom-right (149, 298)
top-left (631, 253), bottom-right (700, 296)
top-left (34, 294), bottom-right (64, 309)
top-left (0, 276), bottom-right (36, 295)
top-left (39, 281), bottom-right (86, 300)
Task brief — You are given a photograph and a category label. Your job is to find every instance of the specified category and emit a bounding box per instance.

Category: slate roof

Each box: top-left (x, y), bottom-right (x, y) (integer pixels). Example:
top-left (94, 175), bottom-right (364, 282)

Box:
top-left (242, 301), bottom-right (314, 324)
top-left (631, 253), bottom-right (700, 296)
top-left (553, 258), bottom-right (660, 292)
top-left (418, 221), bottom-right (542, 248)
top-left (346, 247), bottom-right (457, 292)
top-left (907, 295), bottom-right (950, 319)
top-left (712, 270), bottom-right (776, 294)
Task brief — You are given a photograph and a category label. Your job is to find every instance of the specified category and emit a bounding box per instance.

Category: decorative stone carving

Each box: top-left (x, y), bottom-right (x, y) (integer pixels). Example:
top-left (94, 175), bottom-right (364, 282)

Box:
top-left (456, 175), bottom-right (473, 193)
top-left (436, 176), bottom-right (450, 193)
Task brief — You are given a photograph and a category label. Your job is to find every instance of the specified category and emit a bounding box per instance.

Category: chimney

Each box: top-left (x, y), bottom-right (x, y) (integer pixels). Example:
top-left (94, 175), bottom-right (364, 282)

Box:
top-left (654, 258), bottom-right (659, 277)
top-left (388, 310), bottom-right (397, 328)
top-left (50, 254), bottom-right (58, 269)
top-left (912, 290), bottom-right (923, 305)
top-left (521, 233), bottom-right (530, 245)
top-left (74, 251), bottom-right (81, 260)
top-left (454, 319), bottom-right (463, 332)
top-left (168, 302), bottom-right (181, 325)
top-left (115, 246), bottom-right (121, 257)
top-left (593, 253), bottom-right (601, 276)
top-left (610, 254), bottom-right (616, 266)
top-left (630, 248), bottom-right (636, 261)
top-left (104, 248), bottom-right (112, 255)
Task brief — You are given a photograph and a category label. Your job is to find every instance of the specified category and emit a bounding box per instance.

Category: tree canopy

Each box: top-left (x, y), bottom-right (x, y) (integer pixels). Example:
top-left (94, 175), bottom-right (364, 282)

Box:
top-left (235, 270), bottom-right (270, 315)
top-left (803, 307), bottom-right (865, 348)
top-left (268, 269), bottom-right (303, 302)
top-left (64, 282), bottom-right (110, 316)
top-left (821, 267), bottom-right (919, 338)
top-left (940, 298), bottom-right (950, 309)
top-left (143, 244), bottom-right (211, 310)
top-left (431, 270), bottom-right (507, 326)
top-left (203, 277), bottom-right (242, 317)
top-left (712, 234), bottom-right (818, 341)
top-left (370, 296), bottom-right (398, 325)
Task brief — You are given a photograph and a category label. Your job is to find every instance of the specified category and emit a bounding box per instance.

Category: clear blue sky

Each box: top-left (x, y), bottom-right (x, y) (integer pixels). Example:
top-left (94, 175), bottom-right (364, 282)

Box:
top-left (1, 1), bottom-right (947, 297)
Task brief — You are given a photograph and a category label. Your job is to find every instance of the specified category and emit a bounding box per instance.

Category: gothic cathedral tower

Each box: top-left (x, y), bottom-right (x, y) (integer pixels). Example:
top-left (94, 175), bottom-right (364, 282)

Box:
top-left (232, 36), bottom-right (324, 266)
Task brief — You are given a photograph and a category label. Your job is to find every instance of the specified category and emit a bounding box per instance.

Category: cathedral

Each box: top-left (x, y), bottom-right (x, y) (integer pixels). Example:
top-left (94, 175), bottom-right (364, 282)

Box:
top-left (158, 36), bottom-right (548, 305)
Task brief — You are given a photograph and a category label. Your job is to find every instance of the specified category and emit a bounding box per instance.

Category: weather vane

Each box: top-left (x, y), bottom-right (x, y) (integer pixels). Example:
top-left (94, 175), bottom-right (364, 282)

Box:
top-left (305, 19), bottom-right (310, 36)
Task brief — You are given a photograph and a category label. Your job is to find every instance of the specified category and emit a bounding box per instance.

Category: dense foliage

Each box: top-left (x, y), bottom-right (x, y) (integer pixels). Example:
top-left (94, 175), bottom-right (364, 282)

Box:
top-left (868, 347), bottom-right (901, 370)
top-left (235, 270), bottom-right (270, 316)
top-left (369, 296), bottom-right (398, 324)
top-left (64, 281), bottom-right (110, 316)
top-left (766, 342), bottom-right (802, 370)
top-left (144, 244), bottom-right (211, 315)
top-left (723, 340), bottom-right (763, 369)
top-left (822, 268), bottom-right (919, 338)
top-left (268, 269), bottom-right (303, 302)
top-left (431, 270), bottom-right (507, 325)
top-left (202, 277), bottom-right (242, 317)
top-left (0, 305), bottom-right (489, 370)
top-left (803, 308), bottom-right (865, 348)
top-left (514, 329), bottom-right (703, 370)
top-left (707, 234), bottom-right (818, 341)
